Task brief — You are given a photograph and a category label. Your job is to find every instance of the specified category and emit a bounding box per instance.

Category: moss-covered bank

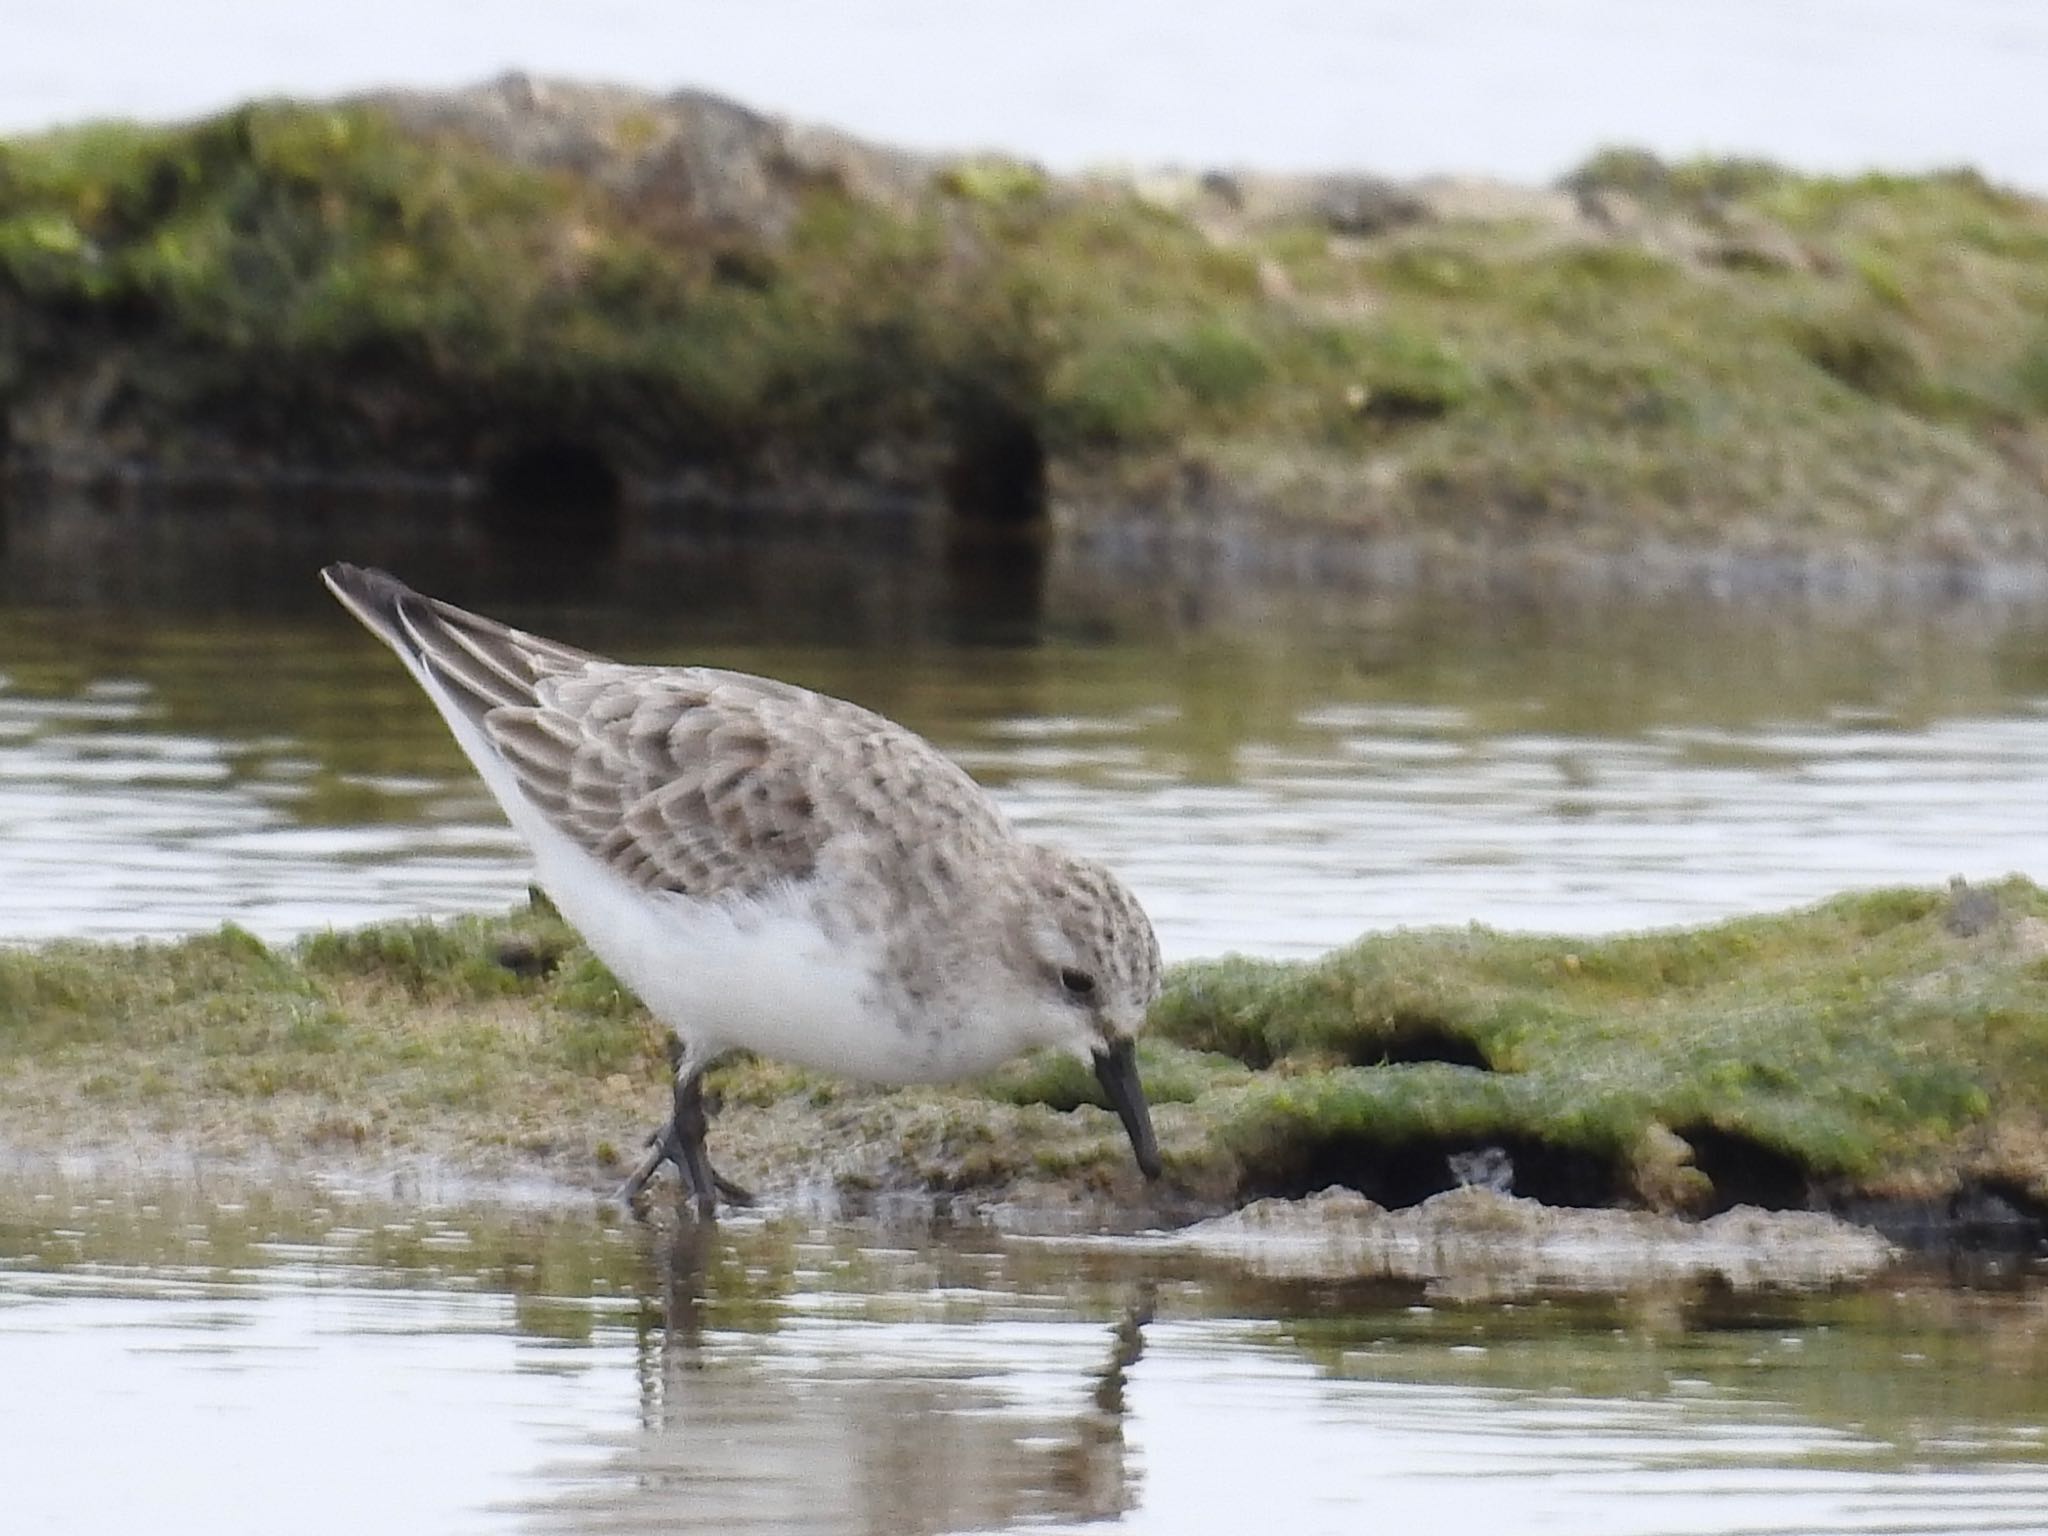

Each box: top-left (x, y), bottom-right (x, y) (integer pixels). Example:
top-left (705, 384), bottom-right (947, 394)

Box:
top-left (6, 878), bottom-right (2048, 1237)
top-left (3, 77), bottom-right (2048, 559)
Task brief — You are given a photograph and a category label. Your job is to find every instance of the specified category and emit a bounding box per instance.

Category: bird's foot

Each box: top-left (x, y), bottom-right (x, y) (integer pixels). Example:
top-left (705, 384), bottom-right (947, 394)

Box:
top-left (616, 1117), bottom-right (755, 1216)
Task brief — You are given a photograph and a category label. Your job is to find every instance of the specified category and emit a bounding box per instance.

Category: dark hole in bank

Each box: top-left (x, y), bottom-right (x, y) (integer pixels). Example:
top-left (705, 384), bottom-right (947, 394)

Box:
top-left (1674, 1123), bottom-right (1812, 1213)
top-left (1838, 1180), bottom-right (2048, 1258)
top-left (1243, 1133), bottom-right (1623, 1211)
top-left (492, 937), bottom-right (566, 981)
top-left (1354, 1018), bottom-right (1493, 1071)
top-left (479, 439), bottom-right (625, 556)
top-left (1939, 1181), bottom-right (2048, 1253)
top-left (1357, 386), bottom-right (1454, 426)
top-left (944, 410), bottom-right (1047, 529)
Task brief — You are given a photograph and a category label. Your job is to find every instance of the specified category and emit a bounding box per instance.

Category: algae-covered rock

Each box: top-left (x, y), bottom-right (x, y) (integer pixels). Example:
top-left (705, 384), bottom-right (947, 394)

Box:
top-left (1154, 878), bottom-right (2048, 1224)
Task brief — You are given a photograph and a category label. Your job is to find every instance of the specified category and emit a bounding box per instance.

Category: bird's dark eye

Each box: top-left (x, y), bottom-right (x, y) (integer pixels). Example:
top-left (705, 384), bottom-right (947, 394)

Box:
top-left (1059, 967), bottom-right (1097, 998)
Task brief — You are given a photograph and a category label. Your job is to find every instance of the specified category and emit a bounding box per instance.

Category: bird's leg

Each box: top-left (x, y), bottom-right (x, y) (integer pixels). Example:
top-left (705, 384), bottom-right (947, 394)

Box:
top-left (668, 1069), bottom-right (761, 1217)
top-left (619, 1040), bottom-right (695, 1211)
top-left (618, 1045), bottom-right (756, 1217)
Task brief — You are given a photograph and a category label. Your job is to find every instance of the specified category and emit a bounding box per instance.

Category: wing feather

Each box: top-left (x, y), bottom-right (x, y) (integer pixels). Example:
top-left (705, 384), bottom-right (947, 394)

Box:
top-left (504, 667), bottom-right (1004, 898)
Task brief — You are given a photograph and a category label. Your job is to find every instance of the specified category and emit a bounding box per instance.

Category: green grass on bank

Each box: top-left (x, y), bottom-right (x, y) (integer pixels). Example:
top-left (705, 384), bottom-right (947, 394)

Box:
top-left (3, 97), bottom-right (2047, 546)
top-left (1154, 879), bottom-right (2048, 1208)
top-left (5, 879), bottom-right (2047, 1213)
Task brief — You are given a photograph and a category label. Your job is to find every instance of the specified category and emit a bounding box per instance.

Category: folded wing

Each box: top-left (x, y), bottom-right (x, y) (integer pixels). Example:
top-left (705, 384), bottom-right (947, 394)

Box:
top-left (323, 563), bottom-right (1009, 900)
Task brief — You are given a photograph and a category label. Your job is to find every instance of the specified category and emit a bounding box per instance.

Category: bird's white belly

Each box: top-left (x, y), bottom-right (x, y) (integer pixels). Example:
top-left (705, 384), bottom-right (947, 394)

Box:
top-left (531, 836), bottom-right (1036, 1085)
top-left (420, 669), bottom-right (1044, 1085)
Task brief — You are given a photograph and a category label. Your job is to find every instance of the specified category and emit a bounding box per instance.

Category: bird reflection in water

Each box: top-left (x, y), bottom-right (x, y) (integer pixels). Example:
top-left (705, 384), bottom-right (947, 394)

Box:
top-left (558, 1220), bottom-right (1150, 1535)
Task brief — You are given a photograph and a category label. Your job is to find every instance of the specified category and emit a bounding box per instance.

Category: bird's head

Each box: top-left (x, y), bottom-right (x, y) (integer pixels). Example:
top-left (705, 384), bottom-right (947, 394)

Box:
top-left (1011, 845), bottom-right (1165, 1180)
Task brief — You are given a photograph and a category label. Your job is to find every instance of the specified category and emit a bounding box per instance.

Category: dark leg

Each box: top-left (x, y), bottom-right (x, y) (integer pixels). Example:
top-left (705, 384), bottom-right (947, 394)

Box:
top-left (617, 1052), bottom-right (756, 1217)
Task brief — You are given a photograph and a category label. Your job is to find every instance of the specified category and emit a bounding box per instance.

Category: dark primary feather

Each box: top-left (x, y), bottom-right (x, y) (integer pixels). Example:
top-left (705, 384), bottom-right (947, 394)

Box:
top-left (322, 564), bottom-right (1010, 901)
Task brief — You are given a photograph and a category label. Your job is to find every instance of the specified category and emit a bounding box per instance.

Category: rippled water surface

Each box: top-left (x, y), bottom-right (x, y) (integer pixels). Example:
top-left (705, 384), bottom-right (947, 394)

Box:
top-left (3, 1173), bottom-right (2046, 1536)
top-left (9, 498), bottom-right (2048, 957)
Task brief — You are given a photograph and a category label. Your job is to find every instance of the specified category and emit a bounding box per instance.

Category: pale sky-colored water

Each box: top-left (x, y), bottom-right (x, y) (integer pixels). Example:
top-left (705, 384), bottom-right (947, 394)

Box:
top-left (5, 1182), bottom-right (2047, 1536)
top-left (3, 1), bottom-right (2045, 189)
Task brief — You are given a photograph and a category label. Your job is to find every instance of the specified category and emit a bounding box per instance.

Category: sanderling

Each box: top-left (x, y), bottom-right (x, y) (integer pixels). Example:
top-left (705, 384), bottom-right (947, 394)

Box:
top-left (322, 564), bottom-right (1164, 1216)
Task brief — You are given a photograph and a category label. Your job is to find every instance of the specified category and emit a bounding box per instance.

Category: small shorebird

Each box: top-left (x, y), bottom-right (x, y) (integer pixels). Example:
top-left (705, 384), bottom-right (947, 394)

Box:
top-left (322, 565), bottom-right (1164, 1216)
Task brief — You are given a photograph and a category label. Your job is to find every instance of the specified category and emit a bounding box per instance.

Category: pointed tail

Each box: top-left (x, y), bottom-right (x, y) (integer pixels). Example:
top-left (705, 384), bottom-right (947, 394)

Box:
top-left (320, 562), bottom-right (606, 737)
top-left (320, 562), bottom-right (423, 660)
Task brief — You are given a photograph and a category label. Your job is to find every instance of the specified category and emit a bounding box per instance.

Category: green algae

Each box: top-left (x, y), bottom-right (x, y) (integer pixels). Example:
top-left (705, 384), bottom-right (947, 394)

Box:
top-left (1156, 879), bottom-right (2048, 1209)
top-left (3, 91), bottom-right (2047, 551)
top-left (0, 102), bottom-right (1037, 481)
top-left (5, 879), bottom-right (2048, 1216)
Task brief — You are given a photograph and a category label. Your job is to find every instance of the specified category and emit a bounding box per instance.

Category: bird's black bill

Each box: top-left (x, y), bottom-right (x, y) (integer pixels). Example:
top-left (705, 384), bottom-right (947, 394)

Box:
top-left (1094, 1037), bottom-right (1163, 1180)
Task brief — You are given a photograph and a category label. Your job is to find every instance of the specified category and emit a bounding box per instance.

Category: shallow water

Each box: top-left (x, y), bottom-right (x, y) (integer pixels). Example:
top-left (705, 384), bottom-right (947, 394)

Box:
top-left (11, 498), bottom-right (2048, 1533)
top-left (9, 496), bottom-right (2048, 958)
top-left (2, 1173), bottom-right (2046, 1536)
